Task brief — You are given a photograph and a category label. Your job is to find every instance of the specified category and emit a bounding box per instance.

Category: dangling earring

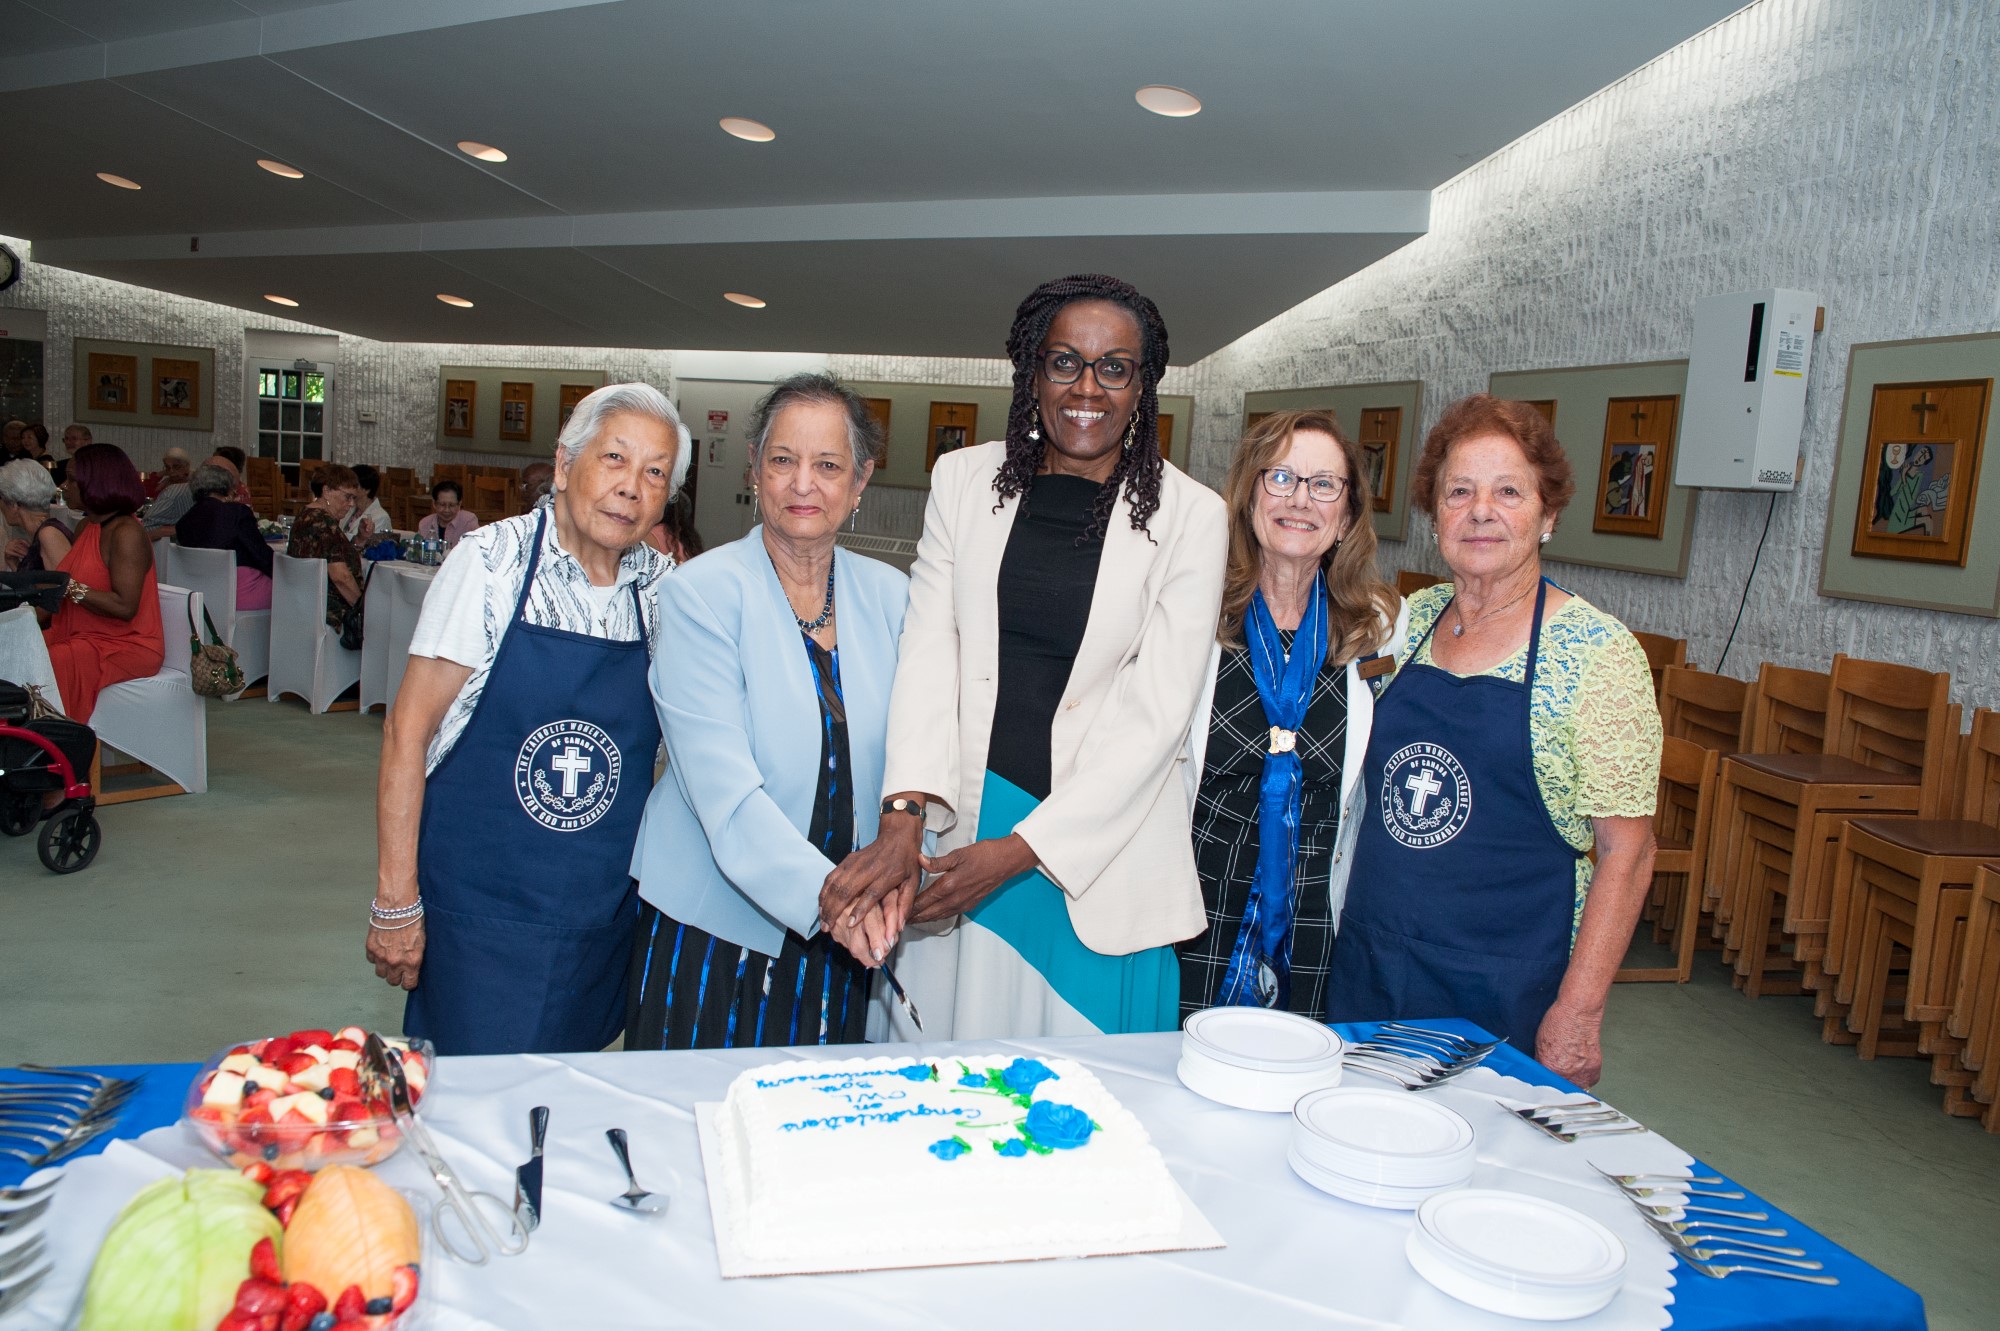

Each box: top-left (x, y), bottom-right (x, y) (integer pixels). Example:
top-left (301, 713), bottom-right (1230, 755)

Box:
top-left (1027, 404), bottom-right (1042, 442)
top-left (1121, 417), bottom-right (1138, 451)
top-left (849, 504), bottom-right (860, 533)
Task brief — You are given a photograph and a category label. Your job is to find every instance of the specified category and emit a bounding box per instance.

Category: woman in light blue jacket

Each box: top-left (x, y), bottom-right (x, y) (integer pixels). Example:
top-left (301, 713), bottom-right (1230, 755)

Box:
top-left (626, 373), bottom-right (908, 1048)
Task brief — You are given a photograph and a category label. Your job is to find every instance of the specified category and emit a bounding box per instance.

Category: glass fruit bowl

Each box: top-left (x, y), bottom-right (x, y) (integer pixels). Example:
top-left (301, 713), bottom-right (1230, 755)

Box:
top-left (182, 1027), bottom-right (434, 1172)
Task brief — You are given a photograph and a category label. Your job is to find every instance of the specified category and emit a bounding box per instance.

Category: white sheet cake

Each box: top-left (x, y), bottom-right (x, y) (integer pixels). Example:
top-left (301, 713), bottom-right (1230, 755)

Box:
top-left (713, 1054), bottom-right (1184, 1265)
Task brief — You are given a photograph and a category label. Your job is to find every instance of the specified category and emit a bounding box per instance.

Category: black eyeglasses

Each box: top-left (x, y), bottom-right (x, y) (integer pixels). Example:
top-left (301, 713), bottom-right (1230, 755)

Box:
top-left (1039, 350), bottom-right (1137, 390)
top-left (1260, 467), bottom-right (1348, 503)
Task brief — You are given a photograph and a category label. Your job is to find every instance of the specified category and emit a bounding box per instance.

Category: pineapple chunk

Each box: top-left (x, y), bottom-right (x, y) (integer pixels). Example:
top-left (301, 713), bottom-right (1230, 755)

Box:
top-left (201, 1070), bottom-right (247, 1108)
top-left (218, 1052), bottom-right (261, 1076)
top-left (289, 1062), bottom-right (335, 1093)
top-left (272, 1091), bottom-right (330, 1125)
top-left (326, 1049), bottom-right (362, 1070)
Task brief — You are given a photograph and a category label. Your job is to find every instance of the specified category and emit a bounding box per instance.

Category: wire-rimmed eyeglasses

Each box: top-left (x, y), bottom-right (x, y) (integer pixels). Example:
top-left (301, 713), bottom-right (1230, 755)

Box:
top-left (1260, 467), bottom-right (1348, 503)
top-left (1039, 350), bottom-right (1136, 390)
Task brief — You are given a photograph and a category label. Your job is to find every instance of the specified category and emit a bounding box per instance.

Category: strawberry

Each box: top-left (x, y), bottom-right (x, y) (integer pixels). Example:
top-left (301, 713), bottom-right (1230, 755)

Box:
top-left (239, 1105), bottom-right (273, 1128)
top-left (249, 1236), bottom-right (283, 1284)
top-left (234, 1276), bottom-right (288, 1317)
top-left (327, 1067), bottom-right (361, 1098)
top-left (328, 1038), bottom-right (361, 1053)
top-left (389, 1264), bottom-right (419, 1314)
top-left (334, 1284), bottom-right (367, 1322)
top-left (189, 1105), bottom-right (224, 1124)
top-left (290, 1028), bottom-right (334, 1048)
top-left (259, 1316), bottom-right (281, 1331)
top-left (283, 1279), bottom-right (328, 1329)
top-left (215, 1312), bottom-right (263, 1331)
top-left (281, 1052), bottom-right (319, 1076)
top-left (262, 1170), bottom-right (311, 1211)
top-left (274, 1197), bottom-right (298, 1228)
top-left (328, 1097), bottom-right (368, 1124)
top-left (241, 1160), bottom-right (275, 1185)
top-left (245, 1087), bottom-right (277, 1109)
top-left (278, 1311), bottom-right (312, 1331)
top-left (262, 1037), bottom-right (296, 1062)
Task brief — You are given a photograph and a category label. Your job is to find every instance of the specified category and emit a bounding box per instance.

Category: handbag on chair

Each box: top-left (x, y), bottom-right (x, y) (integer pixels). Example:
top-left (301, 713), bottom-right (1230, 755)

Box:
top-left (336, 565), bottom-right (373, 651)
top-left (186, 598), bottom-right (246, 698)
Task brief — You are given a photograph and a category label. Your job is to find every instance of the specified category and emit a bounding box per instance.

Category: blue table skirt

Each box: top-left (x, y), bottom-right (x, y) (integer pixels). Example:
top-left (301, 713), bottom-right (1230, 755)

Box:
top-left (4, 1027), bottom-right (1927, 1330)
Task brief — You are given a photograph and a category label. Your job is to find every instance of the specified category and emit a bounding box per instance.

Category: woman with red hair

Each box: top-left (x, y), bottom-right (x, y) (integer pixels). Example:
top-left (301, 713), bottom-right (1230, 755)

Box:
top-left (45, 443), bottom-right (164, 721)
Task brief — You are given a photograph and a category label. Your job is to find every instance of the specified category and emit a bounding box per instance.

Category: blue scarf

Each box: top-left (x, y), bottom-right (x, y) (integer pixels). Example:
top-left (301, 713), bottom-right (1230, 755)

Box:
top-left (1217, 575), bottom-right (1328, 1009)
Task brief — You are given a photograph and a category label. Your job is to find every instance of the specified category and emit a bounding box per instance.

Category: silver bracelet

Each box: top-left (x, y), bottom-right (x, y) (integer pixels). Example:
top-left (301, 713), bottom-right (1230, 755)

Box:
top-left (370, 897), bottom-right (424, 920)
top-left (368, 908), bottom-right (424, 932)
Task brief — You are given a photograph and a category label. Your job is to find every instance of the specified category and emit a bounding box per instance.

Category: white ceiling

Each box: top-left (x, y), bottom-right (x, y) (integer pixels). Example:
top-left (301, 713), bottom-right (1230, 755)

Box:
top-left (0, 0), bottom-right (1748, 360)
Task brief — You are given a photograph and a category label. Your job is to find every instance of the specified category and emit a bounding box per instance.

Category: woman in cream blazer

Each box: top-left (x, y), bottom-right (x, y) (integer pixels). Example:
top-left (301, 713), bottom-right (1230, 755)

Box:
top-left (821, 275), bottom-right (1226, 1040)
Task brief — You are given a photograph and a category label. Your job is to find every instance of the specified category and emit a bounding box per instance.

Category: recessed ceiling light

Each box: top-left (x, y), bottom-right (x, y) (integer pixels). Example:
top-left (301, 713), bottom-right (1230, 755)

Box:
top-left (457, 140), bottom-right (508, 162)
top-left (264, 294), bottom-right (300, 307)
top-left (1135, 85), bottom-right (1201, 117)
top-left (436, 293), bottom-right (475, 308)
top-left (719, 117), bottom-right (775, 143)
top-left (723, 292), bottom-right (767, 309)
top-left (96, 172), bottom-right (141, 190)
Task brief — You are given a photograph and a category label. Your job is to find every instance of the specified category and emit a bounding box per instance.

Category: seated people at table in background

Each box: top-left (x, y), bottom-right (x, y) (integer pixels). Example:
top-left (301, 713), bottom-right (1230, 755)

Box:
top-left (1325, 395), bottom-right (1661, 1087)
top-left (418, 480), bottom-right (477, 548)
top-left (1, 459), bottom-right (73, 573)
top-left (642, 492), bottom-right (704, 564)
top-left (142, 451), bottom-right (200, 539)
top-left (312, 469), bottom-right (377, 548)
top-left (349, 464), bottom-right (393, 537)
top-left (208, 446), bottom-right (254, 506)
top-left (176, 463), bottom-right (274, 611)
top-left (15, 424), bottom-right (54, 473)
top-left (628, 373), bottom-right (905, 1049)
top-left (45, 444), bottom-right (164, 722)
top-left (822, 274), bottom-right (1228, 1041)
top-left (57, 424), bottom-right (94, 485)
top-left (285, 463), bottom-right (364, 629)
top-left (0, 419), bottom-right (24, 461)
top-left (1176, 411), bottom-right (1405, 1019)
top-left (519, 461), bottom-right (555, 509)
top-left (143, 447), bottom-right (191, 501)
top-left (369, 384), bottom-right (685, 1055)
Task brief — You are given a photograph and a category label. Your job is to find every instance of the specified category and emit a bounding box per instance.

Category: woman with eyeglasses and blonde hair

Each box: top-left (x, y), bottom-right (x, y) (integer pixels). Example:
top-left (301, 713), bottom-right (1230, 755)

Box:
top-left (1176, 410), bottom-right (1405, 1019)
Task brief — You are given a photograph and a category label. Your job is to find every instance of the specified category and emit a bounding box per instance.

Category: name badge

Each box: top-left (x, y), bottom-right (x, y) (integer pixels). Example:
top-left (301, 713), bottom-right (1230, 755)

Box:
top-left (1358, 655), bottom-right (1396, 681)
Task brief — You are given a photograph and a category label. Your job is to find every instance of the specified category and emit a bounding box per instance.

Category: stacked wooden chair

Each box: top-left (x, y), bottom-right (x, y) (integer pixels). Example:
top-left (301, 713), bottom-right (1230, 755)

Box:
top-left (1717, 656), bottom-right (1957, 999)
top-left (245, 456), bottom-right (284, 518)
top-left (1631, 631), bottom-right (1689, 698)
top-left (1946, 865), bottom-right (2000, 1130)
top-left (1618, 735), bottom-right (1721, 983)
top-left (470, 474), bottom-right (512, 524)
top-left (1707, 664), bottom-right (1831, 933)
top-left (1396, 570), bottom-right (1444, 597)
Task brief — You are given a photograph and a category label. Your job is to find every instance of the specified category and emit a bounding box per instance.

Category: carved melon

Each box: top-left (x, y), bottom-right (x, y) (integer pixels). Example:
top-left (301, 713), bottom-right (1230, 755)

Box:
top-left (280, 1165), bottom-right (420, 1300)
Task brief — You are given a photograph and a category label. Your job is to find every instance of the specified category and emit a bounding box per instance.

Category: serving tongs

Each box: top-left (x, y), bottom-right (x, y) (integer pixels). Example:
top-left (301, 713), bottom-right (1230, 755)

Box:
top-left (361, 1035), bottom-right (528, 1265)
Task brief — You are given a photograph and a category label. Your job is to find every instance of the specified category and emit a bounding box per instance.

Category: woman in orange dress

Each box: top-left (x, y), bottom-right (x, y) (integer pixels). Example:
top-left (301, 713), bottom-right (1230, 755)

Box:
top-left (45, 443), bottom-right (164, 722)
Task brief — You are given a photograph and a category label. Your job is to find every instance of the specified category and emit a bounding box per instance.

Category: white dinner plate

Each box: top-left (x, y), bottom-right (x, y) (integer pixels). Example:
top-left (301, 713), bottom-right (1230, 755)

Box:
top-left (1287, 1146), bottom-right (1468, 1211)
top-left (1182, 1008), bottom-right (1345, 1073)
top-left (1406, 1228), bottom-right (1622, 1321)
top-left (1414, 1188), bottom-right (1627, 1290)
top-left (1290, 1087), bottom-right (1476, 1183)
top-left (1176, 1051), bottom-right (1341, 1112)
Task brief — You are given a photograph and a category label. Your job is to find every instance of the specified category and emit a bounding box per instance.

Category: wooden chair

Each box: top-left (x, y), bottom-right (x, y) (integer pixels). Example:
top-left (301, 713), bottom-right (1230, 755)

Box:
top-left (1618, 736), bottom-right (1720, 983)
top-left (470, 475), bottom-right (510, 524)
top-left (1826, 712), bottom-right (2000, 1073)
top-left (1659, 665), bottom-right (1749, 756)
top-left (1708, 663), bottom-right (1832, 929)
top-left (431, 463), bottom-right (468, 492)
top-left (1631, 631), bottom-right (1689, 697)
top-left (1396, 570), bottom-right (1444, 597)
top-left (1947, 864), bottom-right (2000, 1130)
top-left (1720, 655), bottom-right (1956, 998)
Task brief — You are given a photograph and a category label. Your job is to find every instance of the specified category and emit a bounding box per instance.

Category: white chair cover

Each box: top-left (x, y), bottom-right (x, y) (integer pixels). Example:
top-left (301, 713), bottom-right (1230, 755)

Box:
top-left (384, 567), bottom-right (435, 714)
top-left (158, 542), bottom-right (270, 689)
top-left (269, 552), bottom-right (360, 714)
top-left (91, 583), bottom-right (209, 796)
top-left (0, 604), bottom-right (62, 709)
top-left (360, 562), bottom-right (395, 714)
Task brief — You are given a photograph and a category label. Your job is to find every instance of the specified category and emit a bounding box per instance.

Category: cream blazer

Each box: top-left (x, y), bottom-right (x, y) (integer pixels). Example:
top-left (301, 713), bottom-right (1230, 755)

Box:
top-left (882, 441), bottom-right (1228, 955)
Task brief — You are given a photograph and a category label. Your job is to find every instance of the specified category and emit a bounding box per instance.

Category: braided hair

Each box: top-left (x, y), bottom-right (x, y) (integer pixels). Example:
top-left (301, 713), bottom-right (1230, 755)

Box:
top-left (993, 274), bottom-right (1168, 541)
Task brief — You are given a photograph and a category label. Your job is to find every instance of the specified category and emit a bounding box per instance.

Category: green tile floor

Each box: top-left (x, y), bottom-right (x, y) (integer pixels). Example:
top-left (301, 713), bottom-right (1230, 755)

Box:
top-left (5, 699), bottom-right (1997, 1327)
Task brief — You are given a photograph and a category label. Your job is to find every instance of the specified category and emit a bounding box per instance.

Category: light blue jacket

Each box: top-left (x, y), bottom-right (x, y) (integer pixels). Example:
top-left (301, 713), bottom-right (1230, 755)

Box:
top-left (629, 529), bottom-right (909, 957)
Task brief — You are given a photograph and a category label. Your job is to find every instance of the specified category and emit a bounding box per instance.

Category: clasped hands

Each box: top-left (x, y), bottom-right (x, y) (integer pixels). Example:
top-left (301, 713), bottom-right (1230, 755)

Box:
top-left (816, 820), bottom-right (1037, 969)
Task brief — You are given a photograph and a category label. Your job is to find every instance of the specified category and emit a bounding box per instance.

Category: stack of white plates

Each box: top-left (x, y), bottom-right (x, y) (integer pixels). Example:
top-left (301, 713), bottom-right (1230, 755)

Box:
top-left (1406, 1188), bottom-right (1628, 1320)
top-left (1176, 1008), bottom-right (1345, 1111)
top-left (1286, 1087), bottom-right (1476, 1208)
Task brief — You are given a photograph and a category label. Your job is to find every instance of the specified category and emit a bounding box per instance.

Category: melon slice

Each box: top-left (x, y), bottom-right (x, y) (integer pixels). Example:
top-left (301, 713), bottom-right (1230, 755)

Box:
top-left (280, 1165), bottom-right (420, 1301)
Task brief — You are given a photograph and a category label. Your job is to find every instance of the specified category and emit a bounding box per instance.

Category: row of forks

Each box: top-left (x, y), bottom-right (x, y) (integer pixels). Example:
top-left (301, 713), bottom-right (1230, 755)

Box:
top-left (0, 1064), bottom-right (141, 1168)
top-left (0, 1173), bottom-right (62, 1318)
top-left (1341, 1023), bottom-right (1499, 1088)
top-left (1593, 1167), bottom-right (1839, 1286)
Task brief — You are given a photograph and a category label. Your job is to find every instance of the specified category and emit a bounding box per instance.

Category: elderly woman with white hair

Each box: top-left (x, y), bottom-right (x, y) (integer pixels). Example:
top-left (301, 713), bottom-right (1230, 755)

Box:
top-left (368, 382), bottom-right (688, 1054)
top-left (1, 458), bottom-right (72, 573)
top-left (625, 372), bottom-right (908, 1049)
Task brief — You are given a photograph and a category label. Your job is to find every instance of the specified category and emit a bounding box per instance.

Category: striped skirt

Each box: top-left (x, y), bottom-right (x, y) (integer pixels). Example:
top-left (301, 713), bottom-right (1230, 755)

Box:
top-left (623, 899), bottom-right (871, 1050)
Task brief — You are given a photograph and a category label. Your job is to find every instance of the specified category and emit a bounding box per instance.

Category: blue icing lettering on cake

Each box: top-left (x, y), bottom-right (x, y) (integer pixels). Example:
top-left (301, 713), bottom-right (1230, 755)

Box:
top-left (715, 1054), bottom-right (1183, 1265)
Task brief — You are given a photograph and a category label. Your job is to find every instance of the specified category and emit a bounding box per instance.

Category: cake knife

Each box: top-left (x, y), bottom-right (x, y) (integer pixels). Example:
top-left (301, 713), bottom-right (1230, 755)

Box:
top-left (513, 1105), bottom-right (549, 1231)
top-left (881, 961), bottom-right (923, 1033)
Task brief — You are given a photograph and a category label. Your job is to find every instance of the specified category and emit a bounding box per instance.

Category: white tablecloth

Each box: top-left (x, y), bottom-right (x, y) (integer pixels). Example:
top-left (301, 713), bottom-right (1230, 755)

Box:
top-left (360, 562), bottom-right (438, 715)
top-left (6, 1034), bottom-right (1703, 1331)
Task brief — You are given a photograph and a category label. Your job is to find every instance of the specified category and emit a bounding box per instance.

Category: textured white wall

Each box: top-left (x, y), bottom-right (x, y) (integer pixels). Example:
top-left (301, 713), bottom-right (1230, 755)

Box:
top-left (1185, 0), bottom-right (2000, 701)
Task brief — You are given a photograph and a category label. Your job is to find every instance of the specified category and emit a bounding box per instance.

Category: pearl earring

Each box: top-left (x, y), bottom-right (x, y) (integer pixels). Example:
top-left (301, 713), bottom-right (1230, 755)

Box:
top-left (1539, 532), bottom-right (1551, 544)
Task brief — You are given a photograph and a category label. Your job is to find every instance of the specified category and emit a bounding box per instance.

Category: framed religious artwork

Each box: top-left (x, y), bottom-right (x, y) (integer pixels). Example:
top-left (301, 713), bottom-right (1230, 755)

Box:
top-left (1156, 413), bottom-right (1175, 460)
top-left (1592, 395), bottom-right (1679, 538)
top-left (499, 381), bottom-right (534, 442)
top-left (1849, 379), bottom-right (1990, 566)
top-left (152, 357), bottom-right (201, 418)
top-left (443, 379), bottom-right (476, 437)
top-left (87, 352), bottom-right (137, 413)
top-left (1355, 405), bottom-right (1401, 513)
top-left (927, 401), bottom-right (976, 470)
top-left (1523, 399), bottom-right (1557, 427)
top-left (863, 397), bottom-right (893, 467)
top-left (558, 383), bottom-right (593, 431)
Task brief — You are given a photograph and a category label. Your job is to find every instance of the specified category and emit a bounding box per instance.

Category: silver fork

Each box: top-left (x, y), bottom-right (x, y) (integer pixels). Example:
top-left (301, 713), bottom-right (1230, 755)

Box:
top-left (1680, 1257), bottom-right (1837, 1285)
top-left (0, 1235), bottom-right (49, 1284)
top-left (1375, 1023), bottom-right (1499, 1055)
top-left (12, 1064), bottom-right (136, 1091)
top-left (1343, 1050), bottom-right (1492, 1089)
top-left (1593, 1166), bottom-right (1725, 1187)
top-left (1, 1116), bottom-right (116, 1166)
top-left (0, 1175), bottom-right (62, 1206)
top-left (0, 1196), bottom-right (52, 1236)
top-left (0, 1264), bottom-right (53, 1319)
top-left (1634, 1200), bottom-right (1770, 1222)
top-left (1622, 1183), bottom-right (1747, 1202)
top-left (1642, 1218), bottom-right (1821, 1269)
top-left (1650, 1214), bottom-right (1792, 1241)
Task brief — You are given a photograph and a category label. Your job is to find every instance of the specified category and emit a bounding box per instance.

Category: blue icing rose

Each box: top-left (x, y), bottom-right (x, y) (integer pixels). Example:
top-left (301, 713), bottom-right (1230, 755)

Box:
top-left (959, 1073), bottom-right (987, 1088)
top-left (994, 1138), bottom-right (1028, 1158)
top-left (1023, 1101), bottom-right (1095, 1150)
top-left (928, 1137), bottom-right (968, 1161)
top-left (1000, 1058), bottom-right (1057, 1096)
top-left (896, 1063), bottom-right (936, 1082)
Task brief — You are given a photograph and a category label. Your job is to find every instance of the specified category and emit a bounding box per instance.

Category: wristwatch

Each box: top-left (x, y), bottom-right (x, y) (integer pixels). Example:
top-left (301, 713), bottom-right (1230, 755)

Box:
top-left (880, 796), bottom-right (924, 820)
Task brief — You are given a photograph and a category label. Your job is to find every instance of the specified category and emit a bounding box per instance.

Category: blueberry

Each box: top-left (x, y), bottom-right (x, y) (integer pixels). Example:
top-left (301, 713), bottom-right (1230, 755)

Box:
top-left (244, 1081), bottom-right (260, 1094)
top-left (262, 1144), bottom-right (279, 1161)
top-left (365, 1296), bottom-right (393, 1314)
top-left (319, 1086), bottom-right (336, 1100)
top-left (308, 1315), bottom-right (337, 1331)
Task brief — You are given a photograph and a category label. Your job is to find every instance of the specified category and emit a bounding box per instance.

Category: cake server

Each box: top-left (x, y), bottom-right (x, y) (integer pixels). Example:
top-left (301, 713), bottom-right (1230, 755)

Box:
top-left (513, 1105), bottom-right (549, 1232)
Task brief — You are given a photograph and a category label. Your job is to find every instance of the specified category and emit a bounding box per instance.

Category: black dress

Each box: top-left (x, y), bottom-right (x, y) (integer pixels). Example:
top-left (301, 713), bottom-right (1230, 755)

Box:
top-left (1176, 632), bottom-right (1349, 1018)
top-left (623, 633), bottom-right (872, 1048)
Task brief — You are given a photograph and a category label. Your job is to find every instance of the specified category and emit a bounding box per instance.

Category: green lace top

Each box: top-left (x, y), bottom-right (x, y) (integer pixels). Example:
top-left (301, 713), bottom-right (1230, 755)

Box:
top-left (1384, 583), bottom-right (1662, 934)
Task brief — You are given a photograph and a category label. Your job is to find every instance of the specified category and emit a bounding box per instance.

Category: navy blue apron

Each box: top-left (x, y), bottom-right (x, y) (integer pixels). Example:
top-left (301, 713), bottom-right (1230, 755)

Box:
top-left (1326, 579), bottom-right (1585, 1046)
top-left (405, 510), bottom-right (658, 1055)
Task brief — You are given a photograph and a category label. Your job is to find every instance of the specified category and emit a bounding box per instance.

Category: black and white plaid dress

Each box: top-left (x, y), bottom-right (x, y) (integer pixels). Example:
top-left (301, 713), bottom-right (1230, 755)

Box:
top-left (1177, 632), bottom-right (1348, 1019)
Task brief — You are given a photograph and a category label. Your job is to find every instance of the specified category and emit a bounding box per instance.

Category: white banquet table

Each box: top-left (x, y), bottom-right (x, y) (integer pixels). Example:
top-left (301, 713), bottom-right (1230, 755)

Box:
top-left (4, 1029), bottom-right (1925, 1331)
top-left (359, 560), bottom-right (438, 714)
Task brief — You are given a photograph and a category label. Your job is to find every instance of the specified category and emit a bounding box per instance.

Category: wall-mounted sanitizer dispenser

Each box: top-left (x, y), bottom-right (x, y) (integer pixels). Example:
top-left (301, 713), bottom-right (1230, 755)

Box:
top-left (1674, 288), bottom-right (1820, 491)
